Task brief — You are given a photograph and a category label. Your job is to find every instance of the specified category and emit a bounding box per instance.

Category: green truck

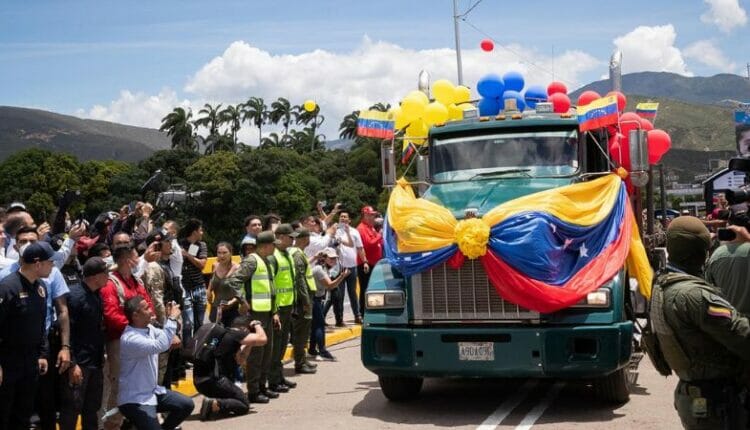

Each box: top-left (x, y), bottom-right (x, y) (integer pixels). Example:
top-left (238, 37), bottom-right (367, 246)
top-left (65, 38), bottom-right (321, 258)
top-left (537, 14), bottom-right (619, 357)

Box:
top-left (361, 101), bottom-right (652, 403)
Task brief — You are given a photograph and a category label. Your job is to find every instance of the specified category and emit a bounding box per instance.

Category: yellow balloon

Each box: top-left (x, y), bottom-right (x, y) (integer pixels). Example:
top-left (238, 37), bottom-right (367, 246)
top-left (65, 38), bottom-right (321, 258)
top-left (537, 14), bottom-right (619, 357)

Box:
top-left (457, 102), bottom-right (475, 111)
top-left (432, 79), bottom-right (455, 105)
top-left (447, 103), bottom-right (463, 121)
top-left (424, 101), bottom-right (449, 126)
top-left (406, 90), bottom-right (429, 106)
top-left (454, 86), bottom-right (471, 104)
top-left (405, 118), bottom-right (428, 145)
top-left (390, 106), bottom-right (409, 130)
top-left (303, 99), bottom-right (317, 112)
top-left (401, 95), bottom-right (426, 122)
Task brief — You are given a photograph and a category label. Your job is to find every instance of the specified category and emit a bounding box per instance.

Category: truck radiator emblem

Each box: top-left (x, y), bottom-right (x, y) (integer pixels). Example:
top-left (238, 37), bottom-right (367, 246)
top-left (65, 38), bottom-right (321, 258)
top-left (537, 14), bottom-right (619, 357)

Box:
top-left (412, 259), bottom-right (539, 321)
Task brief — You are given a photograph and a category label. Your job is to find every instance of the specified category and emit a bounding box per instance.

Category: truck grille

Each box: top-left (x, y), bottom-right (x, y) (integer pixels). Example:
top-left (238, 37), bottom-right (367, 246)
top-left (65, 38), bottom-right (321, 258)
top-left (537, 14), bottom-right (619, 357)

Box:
top-left (412, 259), bottom-right (539, 321)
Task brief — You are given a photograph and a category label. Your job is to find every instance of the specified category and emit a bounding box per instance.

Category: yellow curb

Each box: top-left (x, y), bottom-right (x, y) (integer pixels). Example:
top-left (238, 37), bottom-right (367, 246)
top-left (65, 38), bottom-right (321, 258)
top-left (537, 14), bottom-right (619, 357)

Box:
top-left (173, 324), bottom-right (363, 397)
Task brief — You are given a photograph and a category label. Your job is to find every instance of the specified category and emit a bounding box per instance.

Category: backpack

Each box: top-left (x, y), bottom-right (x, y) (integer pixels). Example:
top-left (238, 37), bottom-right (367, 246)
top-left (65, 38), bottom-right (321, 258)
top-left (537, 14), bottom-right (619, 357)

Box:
top-left (182, 323), bottom-right (227, 364)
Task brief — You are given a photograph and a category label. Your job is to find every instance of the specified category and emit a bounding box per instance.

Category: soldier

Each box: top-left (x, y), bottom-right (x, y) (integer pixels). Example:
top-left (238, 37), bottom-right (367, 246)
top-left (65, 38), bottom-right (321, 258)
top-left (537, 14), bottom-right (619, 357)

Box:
top-left (648, 216), bottom-right (750, 429)
top-left (226, 231), bottom-right (281, 404)
top-left (289, 227), bottom-right (318, 372)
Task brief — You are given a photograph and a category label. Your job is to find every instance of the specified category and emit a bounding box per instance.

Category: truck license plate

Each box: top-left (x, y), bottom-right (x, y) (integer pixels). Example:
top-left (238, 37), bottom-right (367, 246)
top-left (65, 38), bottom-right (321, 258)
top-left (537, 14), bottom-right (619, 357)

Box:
top-left (458, 342), bottom-right (495, 361)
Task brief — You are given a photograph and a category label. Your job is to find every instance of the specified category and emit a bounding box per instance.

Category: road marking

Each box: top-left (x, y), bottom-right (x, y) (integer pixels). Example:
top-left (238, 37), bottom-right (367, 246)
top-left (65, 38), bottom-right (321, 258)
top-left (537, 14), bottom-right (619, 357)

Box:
top-left (476, 379), bottom-right (538, 430)
top-left (514, 381), bottom-right (565, 430)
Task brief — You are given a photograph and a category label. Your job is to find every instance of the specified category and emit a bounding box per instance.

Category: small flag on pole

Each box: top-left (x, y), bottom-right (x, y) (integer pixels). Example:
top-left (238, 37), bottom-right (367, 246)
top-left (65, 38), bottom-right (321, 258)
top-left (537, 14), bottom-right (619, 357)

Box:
top-left (636, 102), bottom-right (659, 120)
top-left (357, 110), bottom-right (395, 139)
top-left (401, 140), bottom-right (416, 165)
top-left (576, 95), bottom-right (619, 132)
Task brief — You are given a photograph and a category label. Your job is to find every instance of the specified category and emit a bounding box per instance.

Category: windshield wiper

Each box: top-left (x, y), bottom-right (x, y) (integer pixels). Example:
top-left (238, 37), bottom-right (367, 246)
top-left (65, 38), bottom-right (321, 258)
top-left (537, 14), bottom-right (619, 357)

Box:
top-left (470, 168), bottom-right (532, 180)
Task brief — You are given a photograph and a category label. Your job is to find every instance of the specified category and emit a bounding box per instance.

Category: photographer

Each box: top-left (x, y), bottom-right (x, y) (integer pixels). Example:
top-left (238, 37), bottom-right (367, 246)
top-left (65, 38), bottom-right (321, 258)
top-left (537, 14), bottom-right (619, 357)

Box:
top-left (195, 316), bottom-right (267, 421)
top-left (705, 213), bottom-right (750, 315)
top-left (309, 248), bottom-right (349, 361)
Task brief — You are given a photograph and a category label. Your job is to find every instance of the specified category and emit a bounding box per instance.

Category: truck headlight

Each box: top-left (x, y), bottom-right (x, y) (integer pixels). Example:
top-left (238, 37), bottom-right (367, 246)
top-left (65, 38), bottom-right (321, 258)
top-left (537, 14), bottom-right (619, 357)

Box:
top-left (571, 288), bottom-right (611, 308)
top-left (366, 291), bottom-right (406, 309)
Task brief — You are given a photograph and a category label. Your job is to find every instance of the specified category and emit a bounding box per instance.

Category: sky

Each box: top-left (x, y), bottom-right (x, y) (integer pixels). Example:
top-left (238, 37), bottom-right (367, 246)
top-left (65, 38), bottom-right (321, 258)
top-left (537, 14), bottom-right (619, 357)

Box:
top-left (1, 0), bottom-right (748, 144)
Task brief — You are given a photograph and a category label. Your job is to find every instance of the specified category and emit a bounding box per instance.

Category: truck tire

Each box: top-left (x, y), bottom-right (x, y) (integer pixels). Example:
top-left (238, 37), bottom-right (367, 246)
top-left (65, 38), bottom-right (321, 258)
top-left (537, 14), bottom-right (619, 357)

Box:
top-left (378, 376), bottom-right (423, 402)
top-left (593, 367), bottom-right (630, 404)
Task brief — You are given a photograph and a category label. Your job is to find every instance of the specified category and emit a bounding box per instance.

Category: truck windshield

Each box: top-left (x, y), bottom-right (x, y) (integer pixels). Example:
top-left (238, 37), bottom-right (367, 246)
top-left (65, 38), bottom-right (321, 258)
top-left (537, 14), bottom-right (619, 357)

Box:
top-left (430, 129), bottom-right (579, 182)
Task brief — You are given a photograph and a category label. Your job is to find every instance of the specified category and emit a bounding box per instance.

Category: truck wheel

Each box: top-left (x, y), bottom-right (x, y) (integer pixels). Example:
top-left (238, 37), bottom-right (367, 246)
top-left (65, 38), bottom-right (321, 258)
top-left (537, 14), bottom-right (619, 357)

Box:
top-left (378, 376), bottom-right (423, 402)
top-left (593, 368), bottom-right (630, 404)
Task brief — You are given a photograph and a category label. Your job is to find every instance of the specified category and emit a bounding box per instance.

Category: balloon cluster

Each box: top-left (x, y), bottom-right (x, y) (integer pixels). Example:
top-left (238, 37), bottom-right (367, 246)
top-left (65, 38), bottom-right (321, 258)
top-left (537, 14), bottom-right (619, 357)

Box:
top-left (390, 80), bottom-right (473, 146)
top-left (476, 71), bottom-right (571, 116)
top-left (576, 90), bottom-right (672, 167)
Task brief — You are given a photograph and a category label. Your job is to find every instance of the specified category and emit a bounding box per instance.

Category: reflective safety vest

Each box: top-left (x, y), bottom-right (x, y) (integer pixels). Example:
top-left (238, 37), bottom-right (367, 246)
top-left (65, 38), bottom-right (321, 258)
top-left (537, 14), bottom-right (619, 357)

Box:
top-left (249, 254), bottom-right (272, 312)
top-left (273, 248), bottom-right (295, 307)
top-left (289, 247), bottom-right (316, 293)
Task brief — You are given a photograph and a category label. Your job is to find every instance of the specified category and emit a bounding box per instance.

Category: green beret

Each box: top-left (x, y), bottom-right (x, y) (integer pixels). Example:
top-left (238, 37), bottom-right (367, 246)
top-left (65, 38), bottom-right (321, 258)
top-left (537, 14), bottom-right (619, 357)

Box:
top-left (666, 216), bottom-right (711, 269)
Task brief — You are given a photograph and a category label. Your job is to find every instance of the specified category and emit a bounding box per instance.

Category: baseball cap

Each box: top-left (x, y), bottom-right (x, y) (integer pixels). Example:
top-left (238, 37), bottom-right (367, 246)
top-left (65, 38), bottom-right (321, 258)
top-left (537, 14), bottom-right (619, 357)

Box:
top-left (22, 241), bottom-right (55, 263)
top-left (318, 247), bottom-right (338, 258)
top-left (82, 257), bottom-right (109, 277)
top-left (256, 231), bottom-right (281, 245)
top-left (295, 227), bottom-right (310, 238)
top-left (361, 205), bottom-right (379, 215)
top-left (241, 235), bottom-right (257, 246)
top-left (7, 201), bottom-right (27, 213)
top-left (145, 229), bottom-right (175, 246)
top-left (275, 223), bottom-right (299, 237)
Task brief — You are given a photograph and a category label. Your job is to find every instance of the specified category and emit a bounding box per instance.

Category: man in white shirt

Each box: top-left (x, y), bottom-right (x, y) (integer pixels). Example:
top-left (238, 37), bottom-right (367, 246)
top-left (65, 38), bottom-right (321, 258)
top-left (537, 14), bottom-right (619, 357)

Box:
top-left (334, 211), bottom-right (368, 325)
top-left (300, 214), bottom-right (334, 259)
top-left (118, 296), bottom-right (193, 430)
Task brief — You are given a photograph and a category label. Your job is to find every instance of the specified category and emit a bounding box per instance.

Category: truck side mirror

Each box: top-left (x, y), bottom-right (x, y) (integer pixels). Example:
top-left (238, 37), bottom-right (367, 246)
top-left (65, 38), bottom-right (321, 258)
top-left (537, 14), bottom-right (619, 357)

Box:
top-left (628, 129), bottom-right (650, 187)
top-left (381, 142), bottom-right (396, 187)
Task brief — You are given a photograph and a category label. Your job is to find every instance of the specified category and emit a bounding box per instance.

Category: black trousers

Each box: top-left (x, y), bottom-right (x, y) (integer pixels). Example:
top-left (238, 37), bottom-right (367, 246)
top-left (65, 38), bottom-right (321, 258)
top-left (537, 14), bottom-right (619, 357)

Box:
top-left (357, 263), bottom-right (372, 316)
top-left (195, 376), bottom-right (250, 417)
top-left (38, 328), bottom-right (62, 430)
top-left (0, 355), bottom-right (40, 430)
top-left (246, 311), bottom-right (273, 395)
top-left (59, 366), bottom-right (104, 430)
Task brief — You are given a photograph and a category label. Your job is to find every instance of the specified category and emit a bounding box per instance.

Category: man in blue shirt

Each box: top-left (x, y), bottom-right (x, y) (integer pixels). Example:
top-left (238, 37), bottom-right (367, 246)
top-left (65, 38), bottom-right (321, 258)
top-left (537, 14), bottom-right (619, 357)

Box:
top-left (118, 296), bottom-right (194, 430)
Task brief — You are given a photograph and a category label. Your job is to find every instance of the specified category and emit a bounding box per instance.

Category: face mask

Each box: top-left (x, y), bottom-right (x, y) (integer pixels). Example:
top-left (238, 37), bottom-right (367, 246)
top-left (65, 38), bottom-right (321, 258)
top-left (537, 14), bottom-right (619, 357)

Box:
top-left (103, 256), bottom-right (114, 267)
top-left (18, 243), bottom-right (30, 257)
top-left (65, 220), bottom-right (72, 231)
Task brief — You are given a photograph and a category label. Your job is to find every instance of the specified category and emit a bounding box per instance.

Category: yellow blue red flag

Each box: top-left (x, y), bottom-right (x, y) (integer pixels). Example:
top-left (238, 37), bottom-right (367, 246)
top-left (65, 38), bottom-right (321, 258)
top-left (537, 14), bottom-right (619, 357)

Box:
top-left (577, 95), bottom-right (619, 132)
top-left (357, 110), bottom-right (395, 139)
top-left (636, 102), bottom-right (659, 120)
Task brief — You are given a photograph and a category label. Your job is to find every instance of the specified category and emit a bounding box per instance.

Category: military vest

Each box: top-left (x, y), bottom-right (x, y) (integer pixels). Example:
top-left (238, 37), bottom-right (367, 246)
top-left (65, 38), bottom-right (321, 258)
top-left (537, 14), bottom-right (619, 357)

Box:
top-left (249, 254), bottom-right (272, 312)
top-left (273, 248), bottom-right (295, 307)
top-left (289, 247), bottom-right (316, 293)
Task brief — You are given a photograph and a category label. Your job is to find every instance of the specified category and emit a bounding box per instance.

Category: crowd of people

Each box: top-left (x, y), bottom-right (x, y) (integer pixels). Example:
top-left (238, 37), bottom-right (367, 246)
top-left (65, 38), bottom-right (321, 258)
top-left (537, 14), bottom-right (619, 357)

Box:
top-left (0, 197), bottom-right (384, 429)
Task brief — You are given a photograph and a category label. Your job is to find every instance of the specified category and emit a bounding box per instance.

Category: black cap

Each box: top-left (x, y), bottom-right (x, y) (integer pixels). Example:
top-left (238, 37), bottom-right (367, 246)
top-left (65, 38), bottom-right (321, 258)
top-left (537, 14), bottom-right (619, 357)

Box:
top-left (82, 257), bottom-right (108, 277)
top-left (7, 201), bottom-right (27, 213)
top-left (275, 223), bottom-right (299, 237)
top-left (145, 229), bottom-right (174, 246)
top-left (256, 231), bottom-right (280, 245)
top-left (295, 227), bottom-right (310, 238)
top-left (22, 241), bottom-right (55, 263)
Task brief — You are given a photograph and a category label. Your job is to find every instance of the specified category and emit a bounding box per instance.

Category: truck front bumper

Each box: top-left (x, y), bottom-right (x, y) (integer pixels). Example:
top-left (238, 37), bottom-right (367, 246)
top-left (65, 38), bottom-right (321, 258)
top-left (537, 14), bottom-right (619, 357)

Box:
top-left (361, 322), bottom-right (633, 379)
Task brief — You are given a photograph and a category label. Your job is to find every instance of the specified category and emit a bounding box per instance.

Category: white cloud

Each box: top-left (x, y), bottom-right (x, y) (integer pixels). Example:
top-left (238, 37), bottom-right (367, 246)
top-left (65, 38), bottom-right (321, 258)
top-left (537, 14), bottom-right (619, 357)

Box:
top-left (613, 25), bottom-right (692, 76)
top-left (683, 40), bottom-right (737, 72)
top-left (77, 38), bottom-right (601, 144)
top-left (701, 0), bottom-right (748, 33)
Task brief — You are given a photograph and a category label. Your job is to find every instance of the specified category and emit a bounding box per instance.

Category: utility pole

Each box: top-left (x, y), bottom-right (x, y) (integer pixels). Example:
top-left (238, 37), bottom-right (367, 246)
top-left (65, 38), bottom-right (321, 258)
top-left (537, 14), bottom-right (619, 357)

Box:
top-left (452, 0), bottom-right (464, 85)
top-left (746, 62), bottom-right (749, 80)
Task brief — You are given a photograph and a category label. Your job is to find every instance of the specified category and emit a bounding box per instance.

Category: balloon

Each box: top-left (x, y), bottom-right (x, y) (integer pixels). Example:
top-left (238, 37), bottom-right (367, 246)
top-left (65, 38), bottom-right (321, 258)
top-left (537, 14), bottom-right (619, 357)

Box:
top-left (406, 90), bottom-right (429, 106)
top-left (447, 103), bottom-right (463, 121)
top-left (503, 71), bottom-right (525, 92)
top-left (480, 39), bottom-right (494, 52)
top-left (424, 101), bottom-right (449, 126)
top-left (303, 99), bottom-right (317, 112)
top-left (432, 79), bottom-right (456, 106)
top-left (523, 85), bottom-right (547, 109)
top-left (391, 106), bottom-right (409, 130)
top-left (619, 112), bottom-right (642, 137)
top-left (502, 90), bottom-right (526, 112)
top-left (457, 102), bottom-right (475, 111)
top-left (549, 92), bottom-right (571, 113)
top-left (577, 90), bottom-right (601, 107)
top-left (547, 81), bottom-right (567, 96)
top-left (405, 118), bottom-right (428, 145)
top-left (477, 74), bottom-right (505, 98)
top-left (453, 85), bottom-right (471, 104)
top-left (401, 95), bottom-right (426, 122)
top-left (478, 97), bottom-right (501, 116)
top-left (647, 129), bottom-right (671, 164)
top-left (606, 91), bottom-right (627, 112)
top-left (609, 133), bottom-right (631, 170)
top-left (640, 117), bottom-right (654, 131)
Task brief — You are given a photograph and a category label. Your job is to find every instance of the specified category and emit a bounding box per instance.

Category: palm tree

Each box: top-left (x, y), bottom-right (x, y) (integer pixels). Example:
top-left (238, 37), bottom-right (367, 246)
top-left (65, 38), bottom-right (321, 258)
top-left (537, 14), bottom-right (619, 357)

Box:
top-left (159, 107), bottom-right (196, 152)
top-left (219, 104), bottom-right (242, 146)
top-left (194, 103), bottom-right (223, 136)
top-left (260, 132), bottom-right (291, 149)
top-left (269, 97), bottom-right (295, 136)
top-left (241, 97), bottom-right (267, 145)
top-left (369, 102), bottom-right (391, 112)
top-left (290, 127), bottom-right (326, 152)
top-left (203, 132), bottom-right (235, 155)
top-left (339, 110), bottom-right (360, 140)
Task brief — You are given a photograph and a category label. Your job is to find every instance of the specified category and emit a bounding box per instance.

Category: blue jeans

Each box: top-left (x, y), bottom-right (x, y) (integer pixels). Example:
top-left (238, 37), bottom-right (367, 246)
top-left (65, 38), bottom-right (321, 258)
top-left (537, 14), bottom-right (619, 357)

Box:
top-left (119, 390), bottom-right (194, 430)
top-left (189, 286), bottom-right (207, 332)
top-left (309, 297), bottom-right (328, 354)
top-left (342, 266), bottom-right (359, 317)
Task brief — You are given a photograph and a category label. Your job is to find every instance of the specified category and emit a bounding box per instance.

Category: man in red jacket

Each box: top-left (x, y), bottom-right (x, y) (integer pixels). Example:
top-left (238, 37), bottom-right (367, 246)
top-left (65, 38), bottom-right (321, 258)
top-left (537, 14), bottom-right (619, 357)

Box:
top-left (356, 206), bottom-right (383, 317)
top-left (99, 244), bottom-right (155, 430)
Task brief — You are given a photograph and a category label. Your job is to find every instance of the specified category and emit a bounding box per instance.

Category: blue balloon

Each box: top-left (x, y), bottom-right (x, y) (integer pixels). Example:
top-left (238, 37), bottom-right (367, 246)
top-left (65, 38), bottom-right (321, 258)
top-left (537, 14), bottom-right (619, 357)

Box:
top-left (502, 90), bottom-right (526, 112)
top-left (477, 74), bottom-right (505, 98)
top-left (523, 85), bottom-right (548, 109)
top-left (503, 71), bottom-right (525, 92)
top-left (478, 97), bottom-right (501, 116)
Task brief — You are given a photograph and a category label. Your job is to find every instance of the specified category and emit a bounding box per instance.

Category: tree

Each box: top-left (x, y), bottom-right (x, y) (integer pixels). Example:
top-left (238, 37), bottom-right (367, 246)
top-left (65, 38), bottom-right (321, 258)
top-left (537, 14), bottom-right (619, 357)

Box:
top-left (242, 97), bottom-right (267, 145)
top-left (369, 102), bottom-right (391, 112)
top-left (203, 132), bottom-right (236, 155)
top-left (194, 103), bottom-right (223, 136)
top-left (219, 104), bottom-right (242, 146)
top-left (269, 97), bottom-right (295, 136)
top-left (339, 110), bottom-right (360, 140)
top-left (159, 107), bottom-right (196, 152)
top-left (260, 132), bottom-right (290, 149)
top-left (289, 127), bottom-right (326, 153)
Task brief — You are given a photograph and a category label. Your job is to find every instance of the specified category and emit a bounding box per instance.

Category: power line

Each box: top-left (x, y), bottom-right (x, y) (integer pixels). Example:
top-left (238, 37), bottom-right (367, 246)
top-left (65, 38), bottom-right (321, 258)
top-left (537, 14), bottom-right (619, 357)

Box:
top-left (459, 0), bottom-right (483, 18)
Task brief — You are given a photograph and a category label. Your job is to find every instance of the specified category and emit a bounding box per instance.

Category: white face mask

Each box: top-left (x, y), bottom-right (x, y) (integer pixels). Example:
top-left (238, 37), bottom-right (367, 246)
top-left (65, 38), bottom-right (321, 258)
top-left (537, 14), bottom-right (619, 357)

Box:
top-left (103, 256), bottom-right (114, 267)
top-left (18, 243), bottom-right (30, 258)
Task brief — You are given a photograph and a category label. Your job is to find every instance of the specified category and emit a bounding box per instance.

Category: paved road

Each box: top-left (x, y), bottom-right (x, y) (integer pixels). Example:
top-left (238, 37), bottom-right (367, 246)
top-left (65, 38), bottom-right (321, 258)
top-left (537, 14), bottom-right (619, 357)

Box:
top-left (183, 337), bottom-right (683, 430)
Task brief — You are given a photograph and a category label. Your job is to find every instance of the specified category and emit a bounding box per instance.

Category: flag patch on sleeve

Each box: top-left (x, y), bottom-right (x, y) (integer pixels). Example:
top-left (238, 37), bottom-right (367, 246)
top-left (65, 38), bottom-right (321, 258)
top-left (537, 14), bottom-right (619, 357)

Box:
top-left (707, 305), bottom-right (732, 319)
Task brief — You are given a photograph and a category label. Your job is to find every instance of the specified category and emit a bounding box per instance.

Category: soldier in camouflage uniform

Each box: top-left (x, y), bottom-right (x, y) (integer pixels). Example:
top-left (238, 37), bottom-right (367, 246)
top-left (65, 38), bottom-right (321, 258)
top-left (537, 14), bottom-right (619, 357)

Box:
top-left (649, 216), bottom-right (750, 429)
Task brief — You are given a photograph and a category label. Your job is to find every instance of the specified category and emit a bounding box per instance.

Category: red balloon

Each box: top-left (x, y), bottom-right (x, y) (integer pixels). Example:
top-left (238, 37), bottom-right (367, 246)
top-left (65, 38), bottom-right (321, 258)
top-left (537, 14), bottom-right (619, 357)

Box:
top-left (480, 39), bottom-right (494, 52)
top-left (647, 129), bottom-right (671, 164)
top-left (577, 90), bottom-right (601, 107)
top-left (619, 112), bottom-right (642, 137)
top-left (547, 81), bottom-right (567, 96)
top-left (609, 133), bottom-right (631, 170)
top-left (640, 117), bottom-right (654, 131)
top-left (549, 92), bottom-right (571, 113)
top-left (606, 91), bottom-right (627, 112)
